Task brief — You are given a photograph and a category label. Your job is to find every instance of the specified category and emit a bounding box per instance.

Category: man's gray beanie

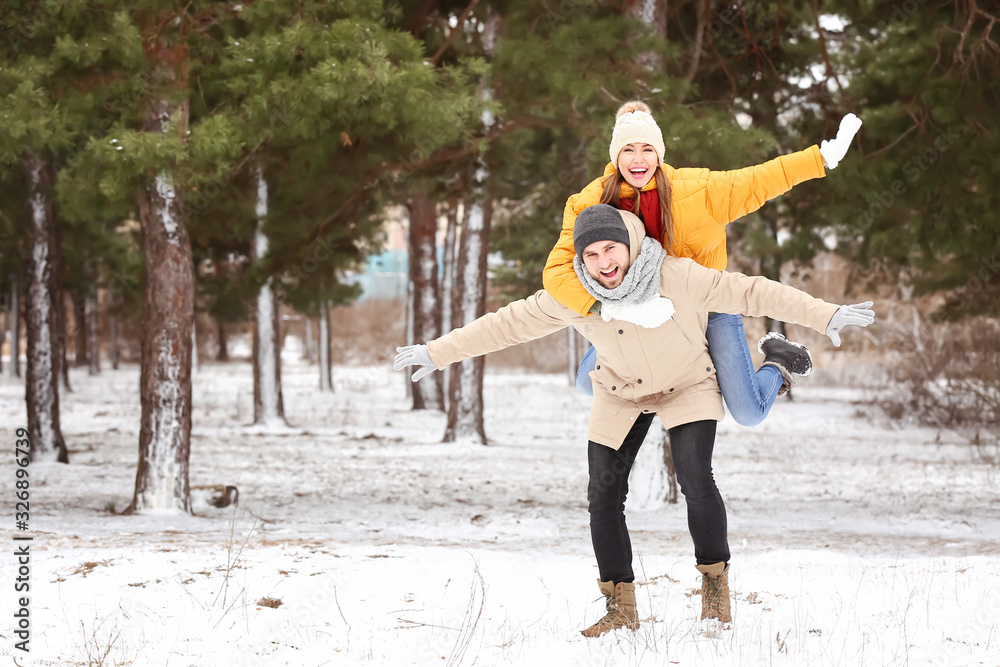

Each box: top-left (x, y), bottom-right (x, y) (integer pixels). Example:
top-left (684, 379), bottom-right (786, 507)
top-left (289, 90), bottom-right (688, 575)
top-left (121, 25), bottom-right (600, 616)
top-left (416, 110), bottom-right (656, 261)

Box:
top-left (574, 204), bottom-right (631, 257)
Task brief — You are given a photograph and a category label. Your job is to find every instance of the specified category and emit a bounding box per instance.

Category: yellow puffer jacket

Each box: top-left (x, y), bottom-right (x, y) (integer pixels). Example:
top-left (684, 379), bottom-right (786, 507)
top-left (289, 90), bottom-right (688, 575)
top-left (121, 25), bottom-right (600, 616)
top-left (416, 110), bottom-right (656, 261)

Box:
top-left (542, 145), bottom-right (826, 316)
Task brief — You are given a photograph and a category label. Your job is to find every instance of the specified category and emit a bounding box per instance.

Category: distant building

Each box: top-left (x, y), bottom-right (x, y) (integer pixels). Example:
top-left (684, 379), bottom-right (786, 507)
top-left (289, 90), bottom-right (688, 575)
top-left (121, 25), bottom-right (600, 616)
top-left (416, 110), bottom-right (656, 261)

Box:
top-left (344, 248), bottom-right (409, 301)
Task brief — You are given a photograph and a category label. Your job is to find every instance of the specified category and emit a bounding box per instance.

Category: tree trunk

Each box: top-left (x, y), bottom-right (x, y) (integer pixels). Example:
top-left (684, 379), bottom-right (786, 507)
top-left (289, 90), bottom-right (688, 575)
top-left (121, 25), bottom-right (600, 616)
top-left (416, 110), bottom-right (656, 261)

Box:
top-left (439, 195), bottom-right (460, 409)
top-left (251, 164), bottom-right (287, 426)
top-left (23, 151), bottom-right (68, 463)
top-left (11, 275), bottom-right (21, 378)
top-left (567, 327), bottom-right (578, 387)
top-left (660, 426), bottom-right (678, 503)
top-left (443, 10), bottom-right (500, 444)
top-left (0, 288), bottom-right (8, 375)
top-left (191, 324), bottom-right (199, 372)
top-left (216, 318), bottom-right (228, 361)
top-left (126, 34), bottom-right (194, 513)
top-left (318, 297), bottom-right (332, 392)
top-left (407, 192), bottom-right (444, 411)
top-left (444, 180), bottom-right (491, 444)
top-left (87, 264), bottom-right (100, 376)
top-left (624, 0), bottom-right (668, 73)
top-left (58, 284), bottom-right (71, 392)
top-left (109, 311), bottom-right (120, 370)
top-left (86, 292), bottom-right (100, 375)
top-left (304, 317), bottom-right (314, 363)
top-left (73, 295), bottom-right (87, 367)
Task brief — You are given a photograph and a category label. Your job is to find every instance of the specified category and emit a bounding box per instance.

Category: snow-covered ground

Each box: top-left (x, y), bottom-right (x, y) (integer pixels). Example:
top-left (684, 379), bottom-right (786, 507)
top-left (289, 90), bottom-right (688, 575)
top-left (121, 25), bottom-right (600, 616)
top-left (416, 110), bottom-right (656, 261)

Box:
top-left (1, 352), bottom-right (998, 666)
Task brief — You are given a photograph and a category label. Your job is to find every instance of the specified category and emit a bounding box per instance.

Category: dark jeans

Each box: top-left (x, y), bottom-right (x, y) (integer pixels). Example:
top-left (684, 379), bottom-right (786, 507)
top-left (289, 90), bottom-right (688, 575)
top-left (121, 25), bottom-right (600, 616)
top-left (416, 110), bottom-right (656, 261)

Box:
top-left (587, 414), bottom-right (730, 584)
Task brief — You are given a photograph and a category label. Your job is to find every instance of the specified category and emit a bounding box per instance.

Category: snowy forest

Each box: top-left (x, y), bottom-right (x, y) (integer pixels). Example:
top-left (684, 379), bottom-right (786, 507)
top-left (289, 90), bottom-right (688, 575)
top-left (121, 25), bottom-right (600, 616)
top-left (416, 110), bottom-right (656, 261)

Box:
top-left (1, 1), bottom-right (998, 665)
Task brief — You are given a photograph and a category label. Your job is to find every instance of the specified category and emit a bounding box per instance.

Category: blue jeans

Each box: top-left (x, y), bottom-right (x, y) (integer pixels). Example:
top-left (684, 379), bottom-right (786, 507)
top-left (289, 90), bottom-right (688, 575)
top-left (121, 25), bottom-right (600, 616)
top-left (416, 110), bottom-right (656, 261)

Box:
top-left (575, 313), bottom-right (783, 426)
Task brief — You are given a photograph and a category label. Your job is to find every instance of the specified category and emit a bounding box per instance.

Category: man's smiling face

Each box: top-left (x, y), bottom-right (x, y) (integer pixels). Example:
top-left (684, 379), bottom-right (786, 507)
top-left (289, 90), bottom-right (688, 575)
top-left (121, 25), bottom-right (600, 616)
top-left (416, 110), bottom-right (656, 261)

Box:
top-left (582, 240), bottom-right (631, 289)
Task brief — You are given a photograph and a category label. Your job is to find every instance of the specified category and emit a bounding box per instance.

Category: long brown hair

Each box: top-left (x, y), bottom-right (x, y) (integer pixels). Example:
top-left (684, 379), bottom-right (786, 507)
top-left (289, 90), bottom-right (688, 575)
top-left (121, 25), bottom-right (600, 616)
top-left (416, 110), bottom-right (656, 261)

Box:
top-left (599, 166), bottom-right (674, 254)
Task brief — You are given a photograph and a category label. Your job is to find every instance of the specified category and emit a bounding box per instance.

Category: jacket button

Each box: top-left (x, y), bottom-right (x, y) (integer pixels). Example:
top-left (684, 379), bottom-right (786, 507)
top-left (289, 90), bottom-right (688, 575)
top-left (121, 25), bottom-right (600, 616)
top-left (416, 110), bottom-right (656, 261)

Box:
top-left (669, 388), bottom-right (674, 392)
top-left (637, 379), bottom-right (642, 384)
top-left (706, 366), bottom-right (711, 372)
top-left (618, 329), bottom-right (624, 334)
top-left (612, 386), bottom-right (616, 391)
top-left (596, 365), bottom-right (600, 370)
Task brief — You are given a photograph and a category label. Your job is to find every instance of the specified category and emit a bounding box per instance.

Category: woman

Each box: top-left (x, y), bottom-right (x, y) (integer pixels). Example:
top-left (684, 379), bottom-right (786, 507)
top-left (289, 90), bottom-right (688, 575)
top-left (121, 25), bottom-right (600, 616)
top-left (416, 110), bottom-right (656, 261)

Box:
top-left (543, 101), bottom-right (863, 422)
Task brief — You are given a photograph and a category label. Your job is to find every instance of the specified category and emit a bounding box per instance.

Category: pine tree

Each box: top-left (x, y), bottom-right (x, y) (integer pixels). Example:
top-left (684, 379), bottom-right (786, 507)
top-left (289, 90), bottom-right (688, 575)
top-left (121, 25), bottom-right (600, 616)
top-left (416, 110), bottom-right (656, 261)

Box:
top-left (0, 3), bottom-right (73, 462)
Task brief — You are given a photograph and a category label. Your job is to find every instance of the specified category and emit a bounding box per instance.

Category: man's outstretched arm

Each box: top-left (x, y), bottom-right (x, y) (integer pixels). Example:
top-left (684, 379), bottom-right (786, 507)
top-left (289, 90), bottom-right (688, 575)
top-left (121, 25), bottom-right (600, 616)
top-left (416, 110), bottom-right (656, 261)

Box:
top-left (394, 290), bottom-right (574, 380)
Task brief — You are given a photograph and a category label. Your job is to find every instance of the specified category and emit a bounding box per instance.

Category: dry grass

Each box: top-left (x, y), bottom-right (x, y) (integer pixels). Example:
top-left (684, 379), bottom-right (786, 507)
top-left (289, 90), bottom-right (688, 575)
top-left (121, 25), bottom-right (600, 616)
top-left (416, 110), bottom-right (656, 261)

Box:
top-left (875, 312), bottom-right (1000, 447)
top-left (256, 597), bottom-right (283, 609)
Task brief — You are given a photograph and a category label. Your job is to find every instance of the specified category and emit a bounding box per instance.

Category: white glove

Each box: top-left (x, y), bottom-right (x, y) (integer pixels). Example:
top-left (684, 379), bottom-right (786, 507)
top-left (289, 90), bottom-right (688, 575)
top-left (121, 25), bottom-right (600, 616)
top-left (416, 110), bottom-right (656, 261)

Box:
top-left (819, 113), bottom-right (863, 169)
top-left (393, 344), bottom-right (437, 381)
top-left (826, 301), bottom-right (875, 347)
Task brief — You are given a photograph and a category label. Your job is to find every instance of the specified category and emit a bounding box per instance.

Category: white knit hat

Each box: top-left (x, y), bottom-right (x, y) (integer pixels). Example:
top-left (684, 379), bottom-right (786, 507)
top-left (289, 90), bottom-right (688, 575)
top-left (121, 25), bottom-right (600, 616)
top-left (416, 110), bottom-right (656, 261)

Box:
top-left (608, 101), bottom-right (665, 165)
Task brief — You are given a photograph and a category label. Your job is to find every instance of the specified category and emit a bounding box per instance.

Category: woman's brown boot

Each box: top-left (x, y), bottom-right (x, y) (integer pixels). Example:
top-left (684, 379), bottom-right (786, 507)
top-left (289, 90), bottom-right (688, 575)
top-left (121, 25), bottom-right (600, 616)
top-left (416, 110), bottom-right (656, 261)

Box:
top-left (696, 562), bottom-right (732, 622)
top-left (581, 579), bottom-right (639, 637)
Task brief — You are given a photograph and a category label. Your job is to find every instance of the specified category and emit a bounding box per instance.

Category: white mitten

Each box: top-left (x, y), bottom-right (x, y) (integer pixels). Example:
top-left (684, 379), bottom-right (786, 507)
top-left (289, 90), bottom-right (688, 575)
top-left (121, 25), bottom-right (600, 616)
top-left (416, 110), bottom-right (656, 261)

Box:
top-left (819, 113), bottom-right (863, 169)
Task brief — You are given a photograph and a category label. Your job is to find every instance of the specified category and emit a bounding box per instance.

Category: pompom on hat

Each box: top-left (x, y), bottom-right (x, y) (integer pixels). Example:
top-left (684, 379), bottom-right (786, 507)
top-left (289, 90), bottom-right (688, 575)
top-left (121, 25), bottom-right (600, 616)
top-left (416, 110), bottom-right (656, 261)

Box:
top-left (608, 101), bottom-right (665, 166)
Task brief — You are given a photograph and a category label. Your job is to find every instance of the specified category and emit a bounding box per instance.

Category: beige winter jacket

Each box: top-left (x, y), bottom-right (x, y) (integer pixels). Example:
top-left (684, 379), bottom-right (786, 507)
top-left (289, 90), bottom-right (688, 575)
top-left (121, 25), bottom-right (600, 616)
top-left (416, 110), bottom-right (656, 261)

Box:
top-left (427, 209), bottom-right (840, 449)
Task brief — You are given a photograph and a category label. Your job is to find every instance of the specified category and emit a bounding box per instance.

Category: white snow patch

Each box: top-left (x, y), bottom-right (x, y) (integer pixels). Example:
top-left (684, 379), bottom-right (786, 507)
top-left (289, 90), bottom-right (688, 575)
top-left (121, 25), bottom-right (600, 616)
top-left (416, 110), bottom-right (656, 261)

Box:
top-left (132, 329), bottom-right (186, 512)
top-left (154, 173), bottom-right (180, 246)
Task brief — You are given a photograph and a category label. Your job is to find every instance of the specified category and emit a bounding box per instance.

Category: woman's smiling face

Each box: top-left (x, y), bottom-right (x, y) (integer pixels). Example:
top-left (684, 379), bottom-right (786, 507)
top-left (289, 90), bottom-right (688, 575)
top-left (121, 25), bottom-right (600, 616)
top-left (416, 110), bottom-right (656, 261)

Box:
top-left (617, 142), bottom-right (659, 188)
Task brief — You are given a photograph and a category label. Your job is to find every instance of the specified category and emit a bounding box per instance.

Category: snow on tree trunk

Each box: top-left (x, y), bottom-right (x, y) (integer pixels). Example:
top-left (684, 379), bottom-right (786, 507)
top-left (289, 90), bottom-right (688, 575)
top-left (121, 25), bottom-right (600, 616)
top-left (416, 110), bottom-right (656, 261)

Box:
top-left (24, 151), bottom-right (68, 463)
top-left (319, 297), bottom-right (332, 392)
top-left (87, 289), bottom-right (100, 376)
top-left (408, 192), bottom-right (444, 411)
top-left (251, 164), bottom-right (286, 426)
top-left (127, 51), bottom-right (195, 512)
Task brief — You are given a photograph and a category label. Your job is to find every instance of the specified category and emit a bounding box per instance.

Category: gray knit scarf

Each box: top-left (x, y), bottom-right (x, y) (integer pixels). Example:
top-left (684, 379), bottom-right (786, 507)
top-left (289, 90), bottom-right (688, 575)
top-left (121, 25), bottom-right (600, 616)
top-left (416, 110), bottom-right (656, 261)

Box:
top-left (573, 236), bottom-right (666, 305)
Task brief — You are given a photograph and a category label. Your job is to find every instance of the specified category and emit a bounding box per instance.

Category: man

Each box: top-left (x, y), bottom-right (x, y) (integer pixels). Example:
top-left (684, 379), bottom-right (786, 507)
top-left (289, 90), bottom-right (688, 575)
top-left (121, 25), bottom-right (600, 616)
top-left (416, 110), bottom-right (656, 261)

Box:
top-left (394, 204), bottom-right (874, 634)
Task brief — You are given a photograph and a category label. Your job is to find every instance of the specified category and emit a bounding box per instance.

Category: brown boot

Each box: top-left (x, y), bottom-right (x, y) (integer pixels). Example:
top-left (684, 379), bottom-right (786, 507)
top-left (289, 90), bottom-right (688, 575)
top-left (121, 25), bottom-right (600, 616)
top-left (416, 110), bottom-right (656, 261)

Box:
top-left (580, 579), bottom-right (639, 637)
top-left (696, 562), bottom-right (732, 623)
